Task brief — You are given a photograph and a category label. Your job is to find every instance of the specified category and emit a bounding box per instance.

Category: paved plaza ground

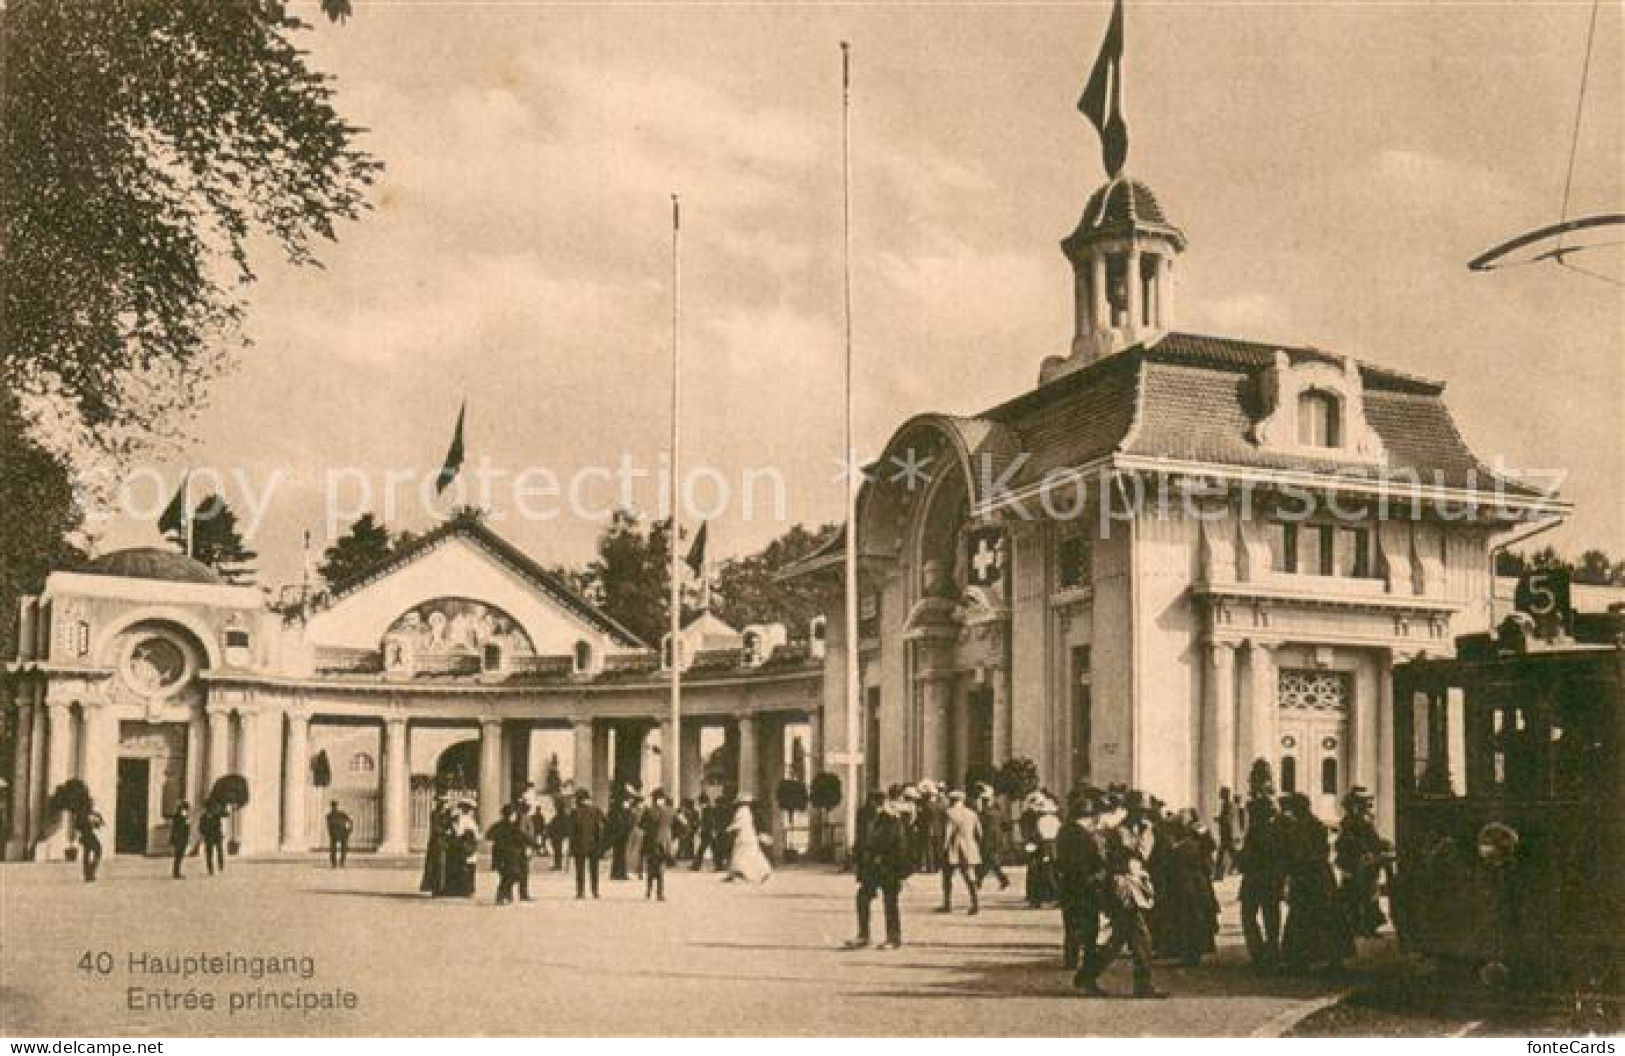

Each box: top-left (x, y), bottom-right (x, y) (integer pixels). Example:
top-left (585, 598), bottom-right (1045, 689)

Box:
top-left (5, 855), bottom-right (1408, 1037)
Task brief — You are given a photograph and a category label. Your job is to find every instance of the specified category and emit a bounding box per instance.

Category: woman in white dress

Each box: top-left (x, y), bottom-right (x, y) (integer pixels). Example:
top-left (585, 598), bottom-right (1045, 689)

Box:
top-left (724, 799), bottom-right (772, 884)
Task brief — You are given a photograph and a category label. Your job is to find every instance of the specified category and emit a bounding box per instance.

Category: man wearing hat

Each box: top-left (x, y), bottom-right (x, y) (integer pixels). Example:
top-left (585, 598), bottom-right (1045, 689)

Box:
top-left (1334, 787), bottom-right (1385, 939)
top-left (938, 788), bottom-right (982, 915)
top-left (847, 784), bottom-right (913, 949)
top-left (1056, 791), bottom-right (1106, 972)
top-left (569, 788), bottom-right (606, 899)
top-left (1076, 792), bottom-right (1168, 998)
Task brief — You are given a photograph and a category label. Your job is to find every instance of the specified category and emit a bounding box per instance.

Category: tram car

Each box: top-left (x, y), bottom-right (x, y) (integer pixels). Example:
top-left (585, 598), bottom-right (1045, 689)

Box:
top-left (1390, 609), bottom-right (1624, 994)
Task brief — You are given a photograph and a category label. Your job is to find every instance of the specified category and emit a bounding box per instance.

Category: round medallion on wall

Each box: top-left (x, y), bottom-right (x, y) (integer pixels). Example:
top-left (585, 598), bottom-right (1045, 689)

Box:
top-left (1281, 735), bottom-right (1297, 750)
top-left (122, 636), bottom-right (189, 696)
top-left (1322, 736), bottom-right (1338, 751)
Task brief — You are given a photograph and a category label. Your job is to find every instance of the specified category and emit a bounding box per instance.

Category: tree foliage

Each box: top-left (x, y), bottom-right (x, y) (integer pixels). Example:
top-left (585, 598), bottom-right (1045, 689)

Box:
top-left (1496, 545), bottom-right (1625, 587)
top-left (809, 772), bottom-right (843, 811)
top-left (711, 523), bottom-right (838, 632)
top-left (579, 509), bottom-right (679, 647)
top-left (995, 757), bottom-right (1040, 801)
top-left (319, 513), bottom-right (401, 590)
top-left (167, 496), bottom-right (258, 583)
top-left (2, 0), bottom-right (381, 452)
top-left (0, 394), bottom-right (85, 656)
top-left (208, 774), bottom-right (251, 809)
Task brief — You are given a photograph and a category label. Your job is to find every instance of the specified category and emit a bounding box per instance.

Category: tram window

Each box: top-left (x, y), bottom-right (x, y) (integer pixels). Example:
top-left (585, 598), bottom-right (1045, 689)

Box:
top-left (1281, 755), bottom-right (1298, 794)
top-left (1321, 756), bottom-right (1339, 795)
top-left (1412, 689), bottom-right (1465, 797)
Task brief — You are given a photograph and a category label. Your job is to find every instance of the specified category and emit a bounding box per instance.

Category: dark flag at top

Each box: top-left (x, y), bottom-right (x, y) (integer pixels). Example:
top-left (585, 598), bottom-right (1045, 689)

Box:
top-left (684, 521), bottom-right (708, 576)
top-left (158, 473), bottom-right (188, 538)
top-left (1078, 0), bottom-right (1129, 178)
top-left (435, 401), bottom-right (466, 495)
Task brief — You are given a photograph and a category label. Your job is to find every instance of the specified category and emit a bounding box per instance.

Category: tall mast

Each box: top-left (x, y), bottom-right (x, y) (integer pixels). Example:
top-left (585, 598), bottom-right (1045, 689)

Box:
top-left (668, 193), bottom-right (684, 800)
top-left (840, 41), bottom-right (862, 849)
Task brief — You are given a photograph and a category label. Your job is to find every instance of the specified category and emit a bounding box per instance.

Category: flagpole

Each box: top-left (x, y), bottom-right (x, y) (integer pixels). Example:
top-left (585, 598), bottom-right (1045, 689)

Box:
top-left (839, 41), bottom-right (862, 855)
top-left (668, 193), bottom-right (684, 801)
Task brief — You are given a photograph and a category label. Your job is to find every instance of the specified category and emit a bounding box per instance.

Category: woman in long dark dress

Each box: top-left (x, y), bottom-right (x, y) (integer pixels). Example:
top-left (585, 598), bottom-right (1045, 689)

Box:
top-left (1278, 795), bottom-right (1353, 972)
top-left (442, 803), bottom-right (480, 898)
top-left (420, 800), bottom-right (450, 896)
top-left (1162, 810), bottom-right (1221, 965)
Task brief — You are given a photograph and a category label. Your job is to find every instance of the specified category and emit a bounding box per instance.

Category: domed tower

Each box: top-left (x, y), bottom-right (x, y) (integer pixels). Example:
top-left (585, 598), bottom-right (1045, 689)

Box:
top-left (1048, 176), bottom-right (1187, 379)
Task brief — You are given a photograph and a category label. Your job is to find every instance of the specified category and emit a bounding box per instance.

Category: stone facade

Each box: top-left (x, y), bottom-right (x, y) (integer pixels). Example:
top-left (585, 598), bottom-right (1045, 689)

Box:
top-left (4, 515), bottom-right (821, 861)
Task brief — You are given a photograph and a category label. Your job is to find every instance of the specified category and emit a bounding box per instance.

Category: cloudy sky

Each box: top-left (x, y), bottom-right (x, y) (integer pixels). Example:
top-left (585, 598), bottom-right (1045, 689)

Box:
top-left (93, 0), bottom-right (1623, 583)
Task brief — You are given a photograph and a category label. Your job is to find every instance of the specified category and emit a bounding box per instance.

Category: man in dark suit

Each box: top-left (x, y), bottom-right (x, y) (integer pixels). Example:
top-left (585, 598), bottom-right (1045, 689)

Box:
top-left (513, 799), bottom-right (539, 901)
top-left (1056, 791), bottom-right (1106, 972)
top-left (847, 785), bottom-right (913, 950)
top-left (641, 789), bottom-right (677, 901)
top-left (168, 801), bottom-right (191, 879)
top-left (569, 789), bottom-right (606, 899)
top-left (489, 804), bottom-right (530, 905)
top-left (690, 793), bottom-right (717, 871)
top-left (325, 801), bottom-right (352, 869)
top-left (199, 802), bottom-right (227, 875)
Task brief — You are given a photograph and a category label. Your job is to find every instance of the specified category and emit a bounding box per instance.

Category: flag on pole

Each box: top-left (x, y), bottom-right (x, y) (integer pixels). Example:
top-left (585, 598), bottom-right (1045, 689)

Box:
top-left (1078, 0), bottom-right (1129, 178)
top-left (158, 473), bottom-right (189, 541)
top-left (684, 521), bottom-right (708, 576)
top-left (435, 401), bottom-right (466, 495)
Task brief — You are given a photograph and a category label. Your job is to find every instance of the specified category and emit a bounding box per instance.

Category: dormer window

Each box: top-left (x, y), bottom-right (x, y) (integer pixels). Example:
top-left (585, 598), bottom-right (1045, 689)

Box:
top-left (573, 640), bottom-right (593, 674)
top-left (1297, 390), bottom-right (1342, 448)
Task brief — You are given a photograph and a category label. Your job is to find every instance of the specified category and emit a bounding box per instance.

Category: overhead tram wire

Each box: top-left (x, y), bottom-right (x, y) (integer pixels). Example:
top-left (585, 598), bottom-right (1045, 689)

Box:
top-left (1556, 0), bottom-right (1603, 252)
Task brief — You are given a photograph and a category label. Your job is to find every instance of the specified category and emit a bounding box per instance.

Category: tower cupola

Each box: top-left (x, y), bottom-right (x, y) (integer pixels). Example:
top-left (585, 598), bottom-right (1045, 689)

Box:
top-left (1043, 176), bottom-right (1186, 383)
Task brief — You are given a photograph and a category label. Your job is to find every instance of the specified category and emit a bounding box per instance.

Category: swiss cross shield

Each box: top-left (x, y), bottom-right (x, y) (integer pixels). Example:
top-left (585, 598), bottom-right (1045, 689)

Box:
top-left (965, 527), bottom-right (1007, 590)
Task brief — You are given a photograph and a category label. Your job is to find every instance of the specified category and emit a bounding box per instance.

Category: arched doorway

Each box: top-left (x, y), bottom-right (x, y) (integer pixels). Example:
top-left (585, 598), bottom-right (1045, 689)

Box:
top-left (435, 740), bottom-right (480, 796)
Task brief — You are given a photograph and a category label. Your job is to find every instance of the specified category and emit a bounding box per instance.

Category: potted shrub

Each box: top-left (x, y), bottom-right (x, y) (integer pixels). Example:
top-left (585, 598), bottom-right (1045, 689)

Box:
top-left (49, 778), bottom-right (92, 860)
top-left (809, 772), bottom-right (842, 863)
top-left (207, 774), bottom-right (250, 854)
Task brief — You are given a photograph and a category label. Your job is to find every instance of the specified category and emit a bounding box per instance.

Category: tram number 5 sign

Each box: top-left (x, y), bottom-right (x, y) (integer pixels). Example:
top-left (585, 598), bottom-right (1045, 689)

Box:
top-left (1515, 568), bottom-right (1573, 639)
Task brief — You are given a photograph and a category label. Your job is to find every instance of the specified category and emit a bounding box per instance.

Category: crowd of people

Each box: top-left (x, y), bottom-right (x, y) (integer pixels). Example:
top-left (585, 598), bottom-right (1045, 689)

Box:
top-left (68, 758), bottom-right (1393, 1000)
top-left (845, 765), bottom-right (1391, 999)
top-left (416, 781), bottom-right (777, 903)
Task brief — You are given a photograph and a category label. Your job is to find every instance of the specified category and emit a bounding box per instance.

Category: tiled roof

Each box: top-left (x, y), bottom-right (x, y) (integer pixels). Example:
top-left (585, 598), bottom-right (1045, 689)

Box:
top-left (968, 332), bottom-right (1544, 499)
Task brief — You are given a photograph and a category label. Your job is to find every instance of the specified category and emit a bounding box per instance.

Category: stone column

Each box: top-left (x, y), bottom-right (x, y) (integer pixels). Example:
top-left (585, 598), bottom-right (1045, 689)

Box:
top-left (1245, 640), bottom-right (1278, 786)
top-left (1355, 655), bottom-right (1380, 800)
top-left (736, 715), bottom-right (760, 799)
top-left (1090, 254), bottom-right (1108, 334)
top-left (1125, 246), bottom-right (1143, 337)
top-left (1203, 642), bottom-right (1237, 817)
top-left (949, 686), bottom-right (970, 788)
top-left (281, 710), bottom-right (311, 852)
top-left (7, 694), bottom-right (35, 857)
top-left (991, 666), bottom-right (1011, 766)
top-left (27, 686), bottom-right (48, 854)
top-left (1160, 257), bottom-right (1176, 328)
top-left (478, 718), bottom-right (504, 828)
top-left (590, 721), bottom-right (611, 803)
top-left (206, 707), bottom-right (231, 788)
top-left (380, 717), bottom-right (411, 854)
top-left (659, 716), bottom-right (677, 796)
top-left (185, 710), bottom-right (207, 807)
top-left (917, 672), bottom-right (953, 783)
top-left (40, 700), bottom-right (75, 858)
top-left (571, 720), bottom-right (595, 798)
top-left (79, 702), bottom-right (118, 836)
top-left (236, 708), bottom-right (264, 854)
top-left (1375, 650), bottom-right (1398, 837)
top-left (679, 720), bottom-right (703, 801)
